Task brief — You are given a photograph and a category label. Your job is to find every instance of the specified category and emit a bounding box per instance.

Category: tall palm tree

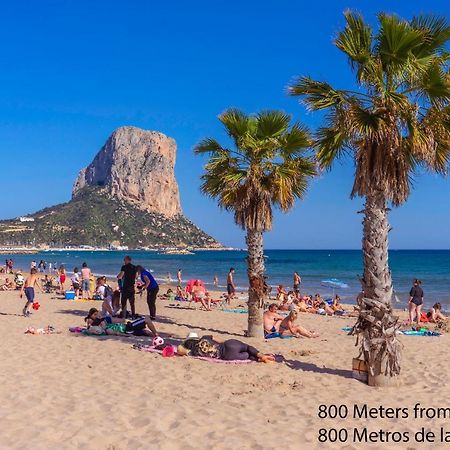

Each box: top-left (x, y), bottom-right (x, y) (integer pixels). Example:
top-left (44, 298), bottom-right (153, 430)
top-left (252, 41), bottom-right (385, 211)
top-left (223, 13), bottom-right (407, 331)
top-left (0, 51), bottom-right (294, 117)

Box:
top-left (289, 12), bottom-right (450, 385)
top-left (194, 109), bottom-right (316, 337)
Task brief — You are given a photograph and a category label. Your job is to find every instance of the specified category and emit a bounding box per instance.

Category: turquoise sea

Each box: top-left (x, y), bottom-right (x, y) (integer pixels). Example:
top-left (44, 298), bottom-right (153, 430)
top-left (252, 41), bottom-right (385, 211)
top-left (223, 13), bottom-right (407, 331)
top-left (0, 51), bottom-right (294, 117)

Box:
top-left (6, 250), bottom-right (450, 308)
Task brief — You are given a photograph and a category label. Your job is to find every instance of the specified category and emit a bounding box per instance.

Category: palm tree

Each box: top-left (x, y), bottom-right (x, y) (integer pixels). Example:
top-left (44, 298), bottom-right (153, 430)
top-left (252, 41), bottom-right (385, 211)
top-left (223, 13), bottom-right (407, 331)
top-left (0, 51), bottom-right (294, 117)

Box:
top-left (194, 109), bottom-right (316, 337)
top-left (289, 12), bottom-right (450, 385)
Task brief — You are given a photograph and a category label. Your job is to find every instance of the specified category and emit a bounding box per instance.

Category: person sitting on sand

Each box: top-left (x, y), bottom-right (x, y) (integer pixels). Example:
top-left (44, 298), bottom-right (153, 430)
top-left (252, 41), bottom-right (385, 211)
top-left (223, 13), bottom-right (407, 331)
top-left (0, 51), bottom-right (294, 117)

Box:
top-left (279, 310), bottom-right (319, 338)
top-left (95, 277), bottom-right (117, 317)
top-left (279, 291), bottom-right (295, 311)
top-left (312, 294), bottom-right (334, 315)
top-left (427, 303), bottom-right (446, 323)
top-left (84, 308), bottom-right (158, 337)
top-left (331, 295), bottom-right (346, 315)
top-left (178, 334), bottom-right (275, 363)
top-left (191, 280), bottom-right (212, 311)
top-left (263, 303), bottom-right (284, 336)
top-left (277, 285), bottom-right (288, 303)
top-left (1, 278), bottom-right (14, 290)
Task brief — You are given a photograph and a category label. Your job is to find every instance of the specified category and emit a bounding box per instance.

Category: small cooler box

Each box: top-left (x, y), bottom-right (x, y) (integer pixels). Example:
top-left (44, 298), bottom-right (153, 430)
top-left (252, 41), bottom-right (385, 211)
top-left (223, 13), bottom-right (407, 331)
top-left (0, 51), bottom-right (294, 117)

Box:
top-left (65, 290), bottom-right (76, 300)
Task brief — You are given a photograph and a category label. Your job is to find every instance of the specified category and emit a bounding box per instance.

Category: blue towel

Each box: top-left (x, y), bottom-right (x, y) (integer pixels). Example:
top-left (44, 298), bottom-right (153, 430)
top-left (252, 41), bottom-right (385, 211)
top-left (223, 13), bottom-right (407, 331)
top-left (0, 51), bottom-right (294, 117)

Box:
top-left (222, 309), bottom-right (248, 314)
top-left (265, 332), bottom-right (294, 339)
top-left (401, 330), bottom-right (441, 336)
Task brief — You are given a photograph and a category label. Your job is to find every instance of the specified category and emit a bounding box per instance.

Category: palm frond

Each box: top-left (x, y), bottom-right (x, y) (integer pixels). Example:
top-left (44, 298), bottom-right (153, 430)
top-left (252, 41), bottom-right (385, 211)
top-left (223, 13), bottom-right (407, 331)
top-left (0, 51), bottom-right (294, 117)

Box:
top-left (377, 13), bottom-right (424, 74)
top-left (336, 11), bottom-right (373, 69)
top-left (279, 123), bottom-right (311, 158)
top-left (410, 15), bottom-right (450, 56)
top-left (194, 138), bottom-right (228, 155)
top-left (288, 76), bottom-right (347, 110)
top-left (315, 126), bottom-right (350, 169)
top-left (219, 108), bottom-right (250, 142)
top-left (255, 110), bottom-right (291, 139)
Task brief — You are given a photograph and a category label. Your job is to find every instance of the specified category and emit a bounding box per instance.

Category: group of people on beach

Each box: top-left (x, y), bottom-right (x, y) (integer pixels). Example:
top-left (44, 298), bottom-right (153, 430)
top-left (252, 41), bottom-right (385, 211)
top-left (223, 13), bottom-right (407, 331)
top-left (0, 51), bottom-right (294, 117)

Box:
top-left (4, 257), bottom-right (447, 344)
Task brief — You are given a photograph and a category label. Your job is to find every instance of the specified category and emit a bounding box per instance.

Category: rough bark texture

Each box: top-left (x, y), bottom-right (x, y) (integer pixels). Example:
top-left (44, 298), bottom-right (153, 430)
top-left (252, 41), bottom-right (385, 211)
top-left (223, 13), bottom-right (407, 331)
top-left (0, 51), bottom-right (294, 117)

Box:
top-left (246, 230), bottom-right (265, 337)
top-left (351, 191), bottom-right (402, 386)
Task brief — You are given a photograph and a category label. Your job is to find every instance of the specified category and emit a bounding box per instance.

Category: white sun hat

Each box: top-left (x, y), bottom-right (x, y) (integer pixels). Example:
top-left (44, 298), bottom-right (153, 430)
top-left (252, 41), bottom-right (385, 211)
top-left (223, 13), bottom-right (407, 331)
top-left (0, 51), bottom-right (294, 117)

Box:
top-left (187, 332), bottom-right (199, 339)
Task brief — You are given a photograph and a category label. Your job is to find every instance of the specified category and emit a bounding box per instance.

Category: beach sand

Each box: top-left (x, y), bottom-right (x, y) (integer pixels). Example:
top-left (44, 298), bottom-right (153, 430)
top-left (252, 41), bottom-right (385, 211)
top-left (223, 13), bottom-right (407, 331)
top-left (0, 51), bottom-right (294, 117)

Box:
top-left (1, 281), bottom-right (450, 450)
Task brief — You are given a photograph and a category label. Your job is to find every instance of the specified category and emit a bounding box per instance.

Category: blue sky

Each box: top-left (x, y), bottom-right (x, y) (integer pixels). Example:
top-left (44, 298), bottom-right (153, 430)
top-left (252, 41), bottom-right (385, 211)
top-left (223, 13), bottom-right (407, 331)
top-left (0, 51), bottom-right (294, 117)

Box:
top-left (1, 0), bottom-right (449, 249)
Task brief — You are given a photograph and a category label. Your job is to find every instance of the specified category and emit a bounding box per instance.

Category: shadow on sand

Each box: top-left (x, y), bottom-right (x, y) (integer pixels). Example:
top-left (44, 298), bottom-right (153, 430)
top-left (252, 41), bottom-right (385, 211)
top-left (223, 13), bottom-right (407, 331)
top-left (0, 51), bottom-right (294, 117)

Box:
top-left (281, 357), bottom-right (353, 379)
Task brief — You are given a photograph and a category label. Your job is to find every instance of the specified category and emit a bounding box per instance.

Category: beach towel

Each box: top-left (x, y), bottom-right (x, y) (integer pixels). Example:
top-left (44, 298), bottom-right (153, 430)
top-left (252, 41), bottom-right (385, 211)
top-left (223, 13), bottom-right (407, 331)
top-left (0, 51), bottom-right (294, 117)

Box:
top-left (264, 332), bottom-right (294, 340)
top-left (401, 330), bottom-right (441, 336)
top-left (134, 344), bottom-right (256, 364)
top-left (341, 327), bottom-right (353, 332)
top-left (222, 308), bottom-right (248, 314)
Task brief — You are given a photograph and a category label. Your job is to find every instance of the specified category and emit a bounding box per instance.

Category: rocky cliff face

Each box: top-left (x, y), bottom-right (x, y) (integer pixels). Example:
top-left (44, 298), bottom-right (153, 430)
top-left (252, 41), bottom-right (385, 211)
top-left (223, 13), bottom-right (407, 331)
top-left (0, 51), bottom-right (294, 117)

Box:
top-left (73, 126), bottom-right (182, 218)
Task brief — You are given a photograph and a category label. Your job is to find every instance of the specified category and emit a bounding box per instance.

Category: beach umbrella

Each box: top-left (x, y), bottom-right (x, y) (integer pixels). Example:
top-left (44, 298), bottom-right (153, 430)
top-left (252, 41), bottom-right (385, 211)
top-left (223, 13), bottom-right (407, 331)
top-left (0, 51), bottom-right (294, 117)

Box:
top-left (321, 278), bottom-right (349, 298)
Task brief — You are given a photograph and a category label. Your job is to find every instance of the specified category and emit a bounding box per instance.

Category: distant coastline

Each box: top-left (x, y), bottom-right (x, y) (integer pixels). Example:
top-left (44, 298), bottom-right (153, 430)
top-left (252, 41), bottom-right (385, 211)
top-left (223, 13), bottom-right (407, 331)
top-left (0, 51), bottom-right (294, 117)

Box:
top-left (0, 245), bottom-right (242, 255)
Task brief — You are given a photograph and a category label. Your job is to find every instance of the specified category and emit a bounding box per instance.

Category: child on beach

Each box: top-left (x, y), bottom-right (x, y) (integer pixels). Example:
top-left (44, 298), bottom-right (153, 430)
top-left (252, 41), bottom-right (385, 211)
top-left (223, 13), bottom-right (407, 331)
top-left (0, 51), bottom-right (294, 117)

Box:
top-left (427, 303), bottom-right (446, 323)
top-left (21, 268), bottom-right (43, 317)
top-left (279, 310), bottom-right (319, 338)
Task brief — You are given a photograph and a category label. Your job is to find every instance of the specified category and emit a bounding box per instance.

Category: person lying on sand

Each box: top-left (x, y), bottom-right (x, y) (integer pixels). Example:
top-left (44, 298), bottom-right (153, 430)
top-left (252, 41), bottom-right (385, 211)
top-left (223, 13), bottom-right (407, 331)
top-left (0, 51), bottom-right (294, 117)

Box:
top-left (178, 334), bottom-right (275, 363)
top-left (279, 310), bottom-right (319, 338)
top-left (427, 303), bottom-right (446, 323)
top-left (84, 308), bottom-right (158, 337)
top-left (263, 303), bottom-right (284, 336)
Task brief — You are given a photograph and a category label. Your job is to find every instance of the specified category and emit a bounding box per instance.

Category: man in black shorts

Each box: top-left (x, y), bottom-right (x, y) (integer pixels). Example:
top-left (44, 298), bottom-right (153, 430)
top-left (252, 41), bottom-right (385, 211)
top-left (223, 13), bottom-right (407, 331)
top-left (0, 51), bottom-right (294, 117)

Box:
top-left (227, 267), bottom-right (236, 300)
top-left (117, 256), bottom-right (137, 318)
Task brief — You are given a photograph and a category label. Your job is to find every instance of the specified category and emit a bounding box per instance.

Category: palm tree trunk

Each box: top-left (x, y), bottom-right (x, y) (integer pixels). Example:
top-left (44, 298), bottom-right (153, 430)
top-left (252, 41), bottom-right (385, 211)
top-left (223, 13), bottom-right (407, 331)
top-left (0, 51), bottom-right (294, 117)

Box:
top-left (246, 229), bottom-right (265, 337)
top-left (353, 190), bottom-right (401, 386)
top-left (362, 191), bottom-right (393, 305)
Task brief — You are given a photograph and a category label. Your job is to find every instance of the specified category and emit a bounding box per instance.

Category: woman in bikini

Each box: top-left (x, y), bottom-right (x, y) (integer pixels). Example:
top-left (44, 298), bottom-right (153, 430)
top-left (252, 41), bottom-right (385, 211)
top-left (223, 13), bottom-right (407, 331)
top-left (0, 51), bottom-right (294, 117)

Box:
top-left (279, 310), bottom-right (319, 338)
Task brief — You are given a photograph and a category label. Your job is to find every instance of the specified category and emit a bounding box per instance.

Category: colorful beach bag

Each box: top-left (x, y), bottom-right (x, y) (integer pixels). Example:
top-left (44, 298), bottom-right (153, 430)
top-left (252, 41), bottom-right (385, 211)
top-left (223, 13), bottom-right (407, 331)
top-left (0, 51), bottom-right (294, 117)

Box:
top-left (352, 358), bottom-right (368, 383)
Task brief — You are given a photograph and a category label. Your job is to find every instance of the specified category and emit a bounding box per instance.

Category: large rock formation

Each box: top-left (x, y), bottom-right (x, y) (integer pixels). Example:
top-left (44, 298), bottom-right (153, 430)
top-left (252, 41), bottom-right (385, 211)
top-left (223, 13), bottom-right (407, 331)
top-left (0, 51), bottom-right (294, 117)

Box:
top-left (0, 126), bottom-right (221, 249)
top-left (73, 126), bottom-right (182, 218)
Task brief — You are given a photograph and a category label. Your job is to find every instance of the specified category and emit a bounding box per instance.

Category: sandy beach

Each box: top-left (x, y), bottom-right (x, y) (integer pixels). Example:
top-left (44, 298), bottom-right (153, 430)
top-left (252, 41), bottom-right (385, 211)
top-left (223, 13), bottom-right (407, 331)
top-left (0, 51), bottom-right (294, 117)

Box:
top-left (0, 279), bottom-right (449, 450)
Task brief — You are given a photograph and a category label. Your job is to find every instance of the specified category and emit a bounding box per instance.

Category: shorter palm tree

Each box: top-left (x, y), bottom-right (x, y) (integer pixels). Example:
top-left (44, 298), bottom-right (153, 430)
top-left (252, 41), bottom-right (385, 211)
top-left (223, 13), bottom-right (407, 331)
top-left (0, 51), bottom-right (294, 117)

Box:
top-left (194, 109), bottom-right (316, 336)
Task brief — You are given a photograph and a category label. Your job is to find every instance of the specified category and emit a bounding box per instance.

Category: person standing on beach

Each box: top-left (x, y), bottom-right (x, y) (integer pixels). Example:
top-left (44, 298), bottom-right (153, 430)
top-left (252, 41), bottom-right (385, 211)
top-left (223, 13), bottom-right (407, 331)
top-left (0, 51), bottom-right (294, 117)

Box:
top-left (136, 265), bottom-right (159, 320)
top-left (177, 269), bottom-right (182, 286)
top-left (117, 256), bottom-right (137, 318)
top-left (227, 267), bottom-right (236, 300)
top-left (21, 268), bottom-right (43, 317)
top-left (59, 265), bottom-right (66, 292)
top-left (293, 271), bottom-right (301, 295)
top-left (213, 275), bottom-right (218, 287)
top-left (409, 279), bottom-right (424, 325)
top-left (81, 262), bottom-right (92, 299)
